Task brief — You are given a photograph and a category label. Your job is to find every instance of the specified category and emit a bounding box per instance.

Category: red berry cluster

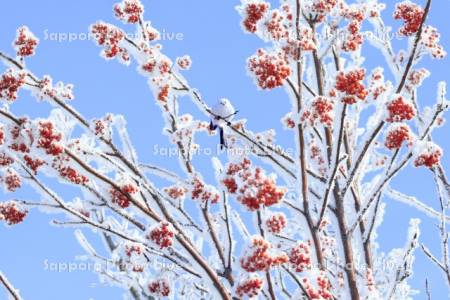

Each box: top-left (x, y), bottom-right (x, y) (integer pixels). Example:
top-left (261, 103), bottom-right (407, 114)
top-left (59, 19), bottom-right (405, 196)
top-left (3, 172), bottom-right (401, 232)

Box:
top-left (0, 153), bottom-right (14, 167)
top-left (248, 49), bottom-right (291, 89)
top-left (141, 58), bottom-right (157, 73)
top-left (289, 242), bottom-right (312, 272)
top-left (4, 170), bottom-right (22, 192)
top-left (335, 69), bottom-right (368, 104)
top-left (190, 177), bottom-right (220, 204)
top-left (265, 9), bottom-right (289, 41)
top-left (242, 1), bottom-right (270, 33)
top-left (421, 26), bottom-right (446, 59)
top-left (52, 157), bottom-right (89, 185)
top-left (265, 213), bottom-right (287, 234)
top-left (14, 26), bottom-right (39, 57)
top-left (240, 236), bottom-right (288, 272)
top-left (385, 95), bottom-right (415, 122)
top-left (413, 142), bottom-right (442, 168)
top-left (222, 158), bottom-right (286, 210)
top-left (0, 202), bottom-right (27, 225)
top-left (301, 273), bottom-right (333, 300)
top-left (91, 22), bottom-right (130, 62)
top-left (24, 155), bottom-right (45, 174)
top-left (176, 55), bottom-right (192, 70)
top-left (393, 1), bottom-right (424, 36)
top-left (124, 243), bottom-right (145, 272)
top-left (110, 183), bottom-right (138, 208)
top-left (282, 30), bottom-right (316, 61)
top-left (368, 68), bottom-right (387, 100)
top-left (148, 278), bottom-right (170, 297)
top-left (164, 185), bottom-right (187, 200)
top-left (37, 121), bottom-right (63, 156)
top-left (236, 275), bottom-right (263, 298)
top-left (0, 69), bottom-right (26, 101)
top-left (312, 0), bottom-right (338, 19)
top-left (282, 112), bottom-right (296, 129)
top-left (125, 243), bottom-right (144, 257)
top-left (302, 96), bottom-right (335, 127)
top-left (342, 20), bottom-right (364, 52)
top-left (309, 143), bottom-right (326, 175)
top-left (157, 85), bottom-right (170, 103)
top-left (406, 68), bottom-right (429, 93)
top-left (114, 0), bottom-right (143, 24)
top-left (147, 221), bottom-right (175, 249)
top-left (384, 124), bottom-right (412, 150)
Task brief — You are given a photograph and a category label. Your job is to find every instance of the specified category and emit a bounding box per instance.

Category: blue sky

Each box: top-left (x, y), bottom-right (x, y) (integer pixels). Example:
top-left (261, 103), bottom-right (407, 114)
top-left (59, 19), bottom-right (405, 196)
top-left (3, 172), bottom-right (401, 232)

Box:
top-left (0, 0), bottom-right (449, 299)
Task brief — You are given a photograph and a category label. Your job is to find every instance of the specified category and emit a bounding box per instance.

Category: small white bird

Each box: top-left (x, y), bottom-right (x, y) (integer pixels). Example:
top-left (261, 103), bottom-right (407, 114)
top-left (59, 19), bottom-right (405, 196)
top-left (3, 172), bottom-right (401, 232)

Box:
top-left (209, 98), bottom-right (237, 149)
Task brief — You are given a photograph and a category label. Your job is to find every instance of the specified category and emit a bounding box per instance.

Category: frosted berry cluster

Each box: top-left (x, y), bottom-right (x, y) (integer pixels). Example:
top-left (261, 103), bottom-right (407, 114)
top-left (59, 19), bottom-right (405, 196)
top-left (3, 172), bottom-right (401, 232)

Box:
top-left (147, 221), bottom-right (175, 249)
top-left (289, 242), bottom-right (312, 272)
top-left (301, 273), bottom-right (333, 300)
top-left (239, 0), bottom-right (270, 33)
top-left (240, 236), bottom-right (288, 272)
top-left (122, 242), bottom-right (146, 272)
top-left (236, 275), bottom-right (263, 298)
top-left (421, 26), bottom-right (446, 59)
top-left (265, 213), bottom-right (287, 234)
top-left (406, 68), bottom-right (429, 93)
top-left (13, 26), bottom-right (39, 57)
top-left (368, 68), bottom-right (388, 100)
top-left (148, 278), bottom-right (170, 297)
top-left (0, 69), bottom-right (26, 101)
top-left (164, 185), bottom-right (187, 200)
top-left (222, 158), bottom-right (286, 210)
top-left (176, 55), bottom-right (192, 70)
top-left (0, 201), bottom-right (27, 225)
top-left (384, 124), bottom-right (413, 150)
top-left (190, 177), bottom-right (220, 204)
top-left (247, 49), bottom-right (291, 89)
top-left (393, 1), bottom-right (424, 36)
top-left (302, 96), bottom-right (335, 127)
top-left (335, 69), bottom-right (368, 104)
top-left (110, 183), bottom-right (139, 208)
top-left (385, 94), bottom-right (416, 123)
top-left (91, 22), bottom-right (130, 63)
top-left (413, 141), bottom-right (442, 168)
top-left (114, 0), bottom-right (144, 24)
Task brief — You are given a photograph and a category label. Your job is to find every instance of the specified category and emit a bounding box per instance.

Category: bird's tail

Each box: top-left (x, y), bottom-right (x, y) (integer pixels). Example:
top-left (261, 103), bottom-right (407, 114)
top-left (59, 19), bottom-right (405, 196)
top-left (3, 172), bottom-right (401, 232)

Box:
top-left (219, 127), bottom-right (226, 150)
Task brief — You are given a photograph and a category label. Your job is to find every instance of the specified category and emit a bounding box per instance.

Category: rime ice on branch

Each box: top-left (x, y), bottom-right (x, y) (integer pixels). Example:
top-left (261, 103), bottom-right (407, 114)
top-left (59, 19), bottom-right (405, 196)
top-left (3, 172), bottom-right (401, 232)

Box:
top-left (0, 0), bottom-right (449, 299)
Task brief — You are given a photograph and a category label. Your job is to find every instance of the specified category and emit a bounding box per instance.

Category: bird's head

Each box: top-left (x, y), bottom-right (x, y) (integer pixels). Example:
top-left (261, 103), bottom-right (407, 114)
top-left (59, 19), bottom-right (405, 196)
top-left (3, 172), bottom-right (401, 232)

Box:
top-left (219, 98), bottom-right (230, 106)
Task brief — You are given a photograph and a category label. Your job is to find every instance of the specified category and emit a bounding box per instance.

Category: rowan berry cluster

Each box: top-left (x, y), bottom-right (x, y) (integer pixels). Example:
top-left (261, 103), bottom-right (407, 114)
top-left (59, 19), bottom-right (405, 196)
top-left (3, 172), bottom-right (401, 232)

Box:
top-left (248, 49), bottom-right (291, 90)
top-left (110, 183), bottom-right (138, 208)
top-left (222, 158), bottom-right (286, 210)
top-left (385, 95), bottom-right (416, 123)
top-left (240, 236), bottom-right (288, 272)
top-left (147, 221), bottom-right (175, 249)
top-left (289, 242), bottom-right (312, 272)
top-left (335, 69), bottom-right (368, 104)
top-left (413, 142), bottom-right (442, 168)
top-left (236, 275), bottom-right (263, 298)
top-left (0, 201), bottom-right (27, 225)
top-left (190, 177), bottom-right (220, 204)
top-left (384, 124), bottom-right (413, 150)
top-left (148, 278), bottom-right (170, 297)
top-left (0, 69), bottom-right (26, 101)
top-left (14, 26), bottom-right (39, 57)
top-left (91, 22), bottom-right (130, 63)
top-left (393, 1), bottom-right (424, 36)
top-left (302, 96), bottom-right (335, 127)
top-left (240, 0), bottom-right (270, 33)
top-left (114, 0), bottom-right (143, 24)
top-left (265, 213), bottom-right (287, 234)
